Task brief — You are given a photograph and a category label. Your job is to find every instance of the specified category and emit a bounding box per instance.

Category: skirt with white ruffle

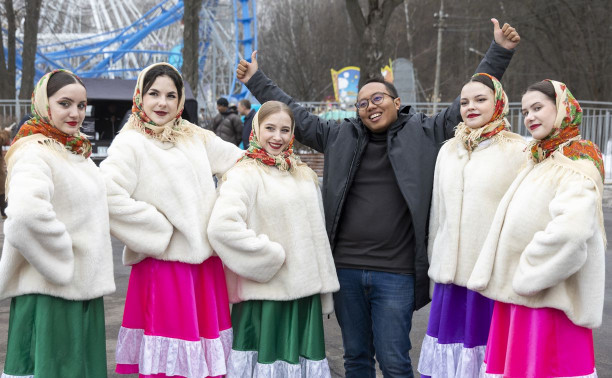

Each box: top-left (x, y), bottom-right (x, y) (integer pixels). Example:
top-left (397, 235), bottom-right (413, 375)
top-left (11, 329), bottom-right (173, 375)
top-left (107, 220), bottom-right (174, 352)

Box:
top-left (418, 282), bottom-right (494, 378)
top-left (115, 256), bottom-right (232, 378)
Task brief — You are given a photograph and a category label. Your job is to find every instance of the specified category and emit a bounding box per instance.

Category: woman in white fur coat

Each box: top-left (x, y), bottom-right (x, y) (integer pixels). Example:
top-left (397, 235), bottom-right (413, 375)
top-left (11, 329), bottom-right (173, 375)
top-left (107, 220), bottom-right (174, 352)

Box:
top-left (208, 101), bottom-right (340, 377)
top-left (99, 62), bottom-right (243, 378)
top-left (0, 70), bottom-right (115, 378)
top-left (468, 80), bottom-right (605, 377)
top-left (417, 73), bottom-right (526, 378)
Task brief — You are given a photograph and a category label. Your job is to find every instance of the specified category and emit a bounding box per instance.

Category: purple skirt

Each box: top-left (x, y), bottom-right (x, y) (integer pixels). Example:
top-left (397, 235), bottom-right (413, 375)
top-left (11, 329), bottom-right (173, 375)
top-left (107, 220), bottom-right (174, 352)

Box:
top-left (418, 282), bottom-right (494, 378)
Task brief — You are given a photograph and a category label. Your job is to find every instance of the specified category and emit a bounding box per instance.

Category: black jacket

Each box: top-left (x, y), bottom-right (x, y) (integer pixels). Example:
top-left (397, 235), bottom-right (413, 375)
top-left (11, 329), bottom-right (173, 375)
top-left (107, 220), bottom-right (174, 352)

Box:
top-left (246, 41), bottom-right (514, 310)
top-left (212, 109), bottom-right (243, 146)
top-left (242, 109), bottom-right (257, 148)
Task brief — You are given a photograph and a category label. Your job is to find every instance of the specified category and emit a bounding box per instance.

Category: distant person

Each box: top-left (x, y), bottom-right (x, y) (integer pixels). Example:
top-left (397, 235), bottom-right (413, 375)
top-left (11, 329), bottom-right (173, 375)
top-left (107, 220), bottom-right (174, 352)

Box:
top-left (236, 18), bottom-right (520, 377)
top-left (0, 69), bottom-right (115, 377)
top-left (105, 103), bottom-right (121, 138)
top-left (18, 113), bottom-right (31, 125)
top-left (212, 97), bottom-right (243, 145)
top-left (199, 107), bottom-right (207, 128)
top-left (99, 62), bottom-right (243, 377)
top-left (238, 98), bottom-right (256, 149)
top-left (11, 113), bottom-right (32, 139)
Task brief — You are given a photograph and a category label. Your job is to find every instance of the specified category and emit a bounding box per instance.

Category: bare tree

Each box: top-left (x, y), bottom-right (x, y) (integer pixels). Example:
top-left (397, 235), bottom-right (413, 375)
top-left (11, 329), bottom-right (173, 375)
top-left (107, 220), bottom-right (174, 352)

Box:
top-left (345, 0), bottom-right (403, 87)
top-left (19, 0), bottom-right (41, 99)
top-left (0, 0), bottom-right (17, 99)
top-left (183, 0), bottom-right (202, 96)
top-left (509, 0), bottom-right (612, 100)
top-left (254, 0), bottom-right (612, 103)
top-left (258, 0), bottom-right (360, 100)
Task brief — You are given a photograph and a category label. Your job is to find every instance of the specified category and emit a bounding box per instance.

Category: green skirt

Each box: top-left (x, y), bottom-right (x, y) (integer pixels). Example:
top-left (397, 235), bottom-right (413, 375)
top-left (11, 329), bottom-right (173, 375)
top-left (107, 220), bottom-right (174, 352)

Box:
top-left (2, 294), bottom-right (107, 378)
top-left (228, 294), bottom-right (330, 377)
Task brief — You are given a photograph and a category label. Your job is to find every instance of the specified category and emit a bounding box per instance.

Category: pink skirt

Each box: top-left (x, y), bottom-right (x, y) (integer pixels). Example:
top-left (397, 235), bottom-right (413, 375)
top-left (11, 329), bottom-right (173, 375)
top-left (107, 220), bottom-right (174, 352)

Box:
top-left (115, 256), bottom-right (232, 378)
top-left (483, 301), bottom-right (596, 378)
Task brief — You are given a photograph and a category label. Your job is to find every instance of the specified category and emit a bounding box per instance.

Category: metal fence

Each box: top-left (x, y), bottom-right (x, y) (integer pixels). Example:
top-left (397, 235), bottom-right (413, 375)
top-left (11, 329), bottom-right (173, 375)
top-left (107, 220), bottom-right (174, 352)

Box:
top-left (3, 98), bottom-right (612, 179)
top-left (0, 100), bottom-right (31, 128)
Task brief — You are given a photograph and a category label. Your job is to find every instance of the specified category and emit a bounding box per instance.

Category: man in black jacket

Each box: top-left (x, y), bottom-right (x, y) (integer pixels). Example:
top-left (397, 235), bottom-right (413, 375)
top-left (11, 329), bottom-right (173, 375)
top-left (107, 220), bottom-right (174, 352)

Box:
top-left (237, 19), bottom-right (519, 378)
top-left (211, 97), bottom-right (243, 145)
top-left (238, 98), bottom-right (256, 148)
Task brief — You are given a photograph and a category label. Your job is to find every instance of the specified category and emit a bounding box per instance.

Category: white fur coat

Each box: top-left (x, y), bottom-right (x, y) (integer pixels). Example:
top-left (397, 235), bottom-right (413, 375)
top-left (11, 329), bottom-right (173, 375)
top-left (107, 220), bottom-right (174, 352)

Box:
top-left (0, 138), bottom-right (115, 300)
top-left (428, 131), bottom-right (526, 288)
top-left (468, 151), bottom-right (605, 328)
top-left (207, 162), bottom-right (340, 314)
top-left (99, 129), bottom-right (243, 265)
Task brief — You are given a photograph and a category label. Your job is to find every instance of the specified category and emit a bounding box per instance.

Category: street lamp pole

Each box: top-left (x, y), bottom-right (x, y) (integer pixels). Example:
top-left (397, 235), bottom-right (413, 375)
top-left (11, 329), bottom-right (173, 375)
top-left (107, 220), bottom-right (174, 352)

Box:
top-left (432, 0), bottom-right (445, 114)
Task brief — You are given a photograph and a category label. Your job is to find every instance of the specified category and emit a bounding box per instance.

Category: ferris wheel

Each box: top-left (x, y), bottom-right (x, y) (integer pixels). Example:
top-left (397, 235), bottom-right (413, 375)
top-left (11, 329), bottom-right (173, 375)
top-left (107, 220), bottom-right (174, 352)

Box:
top-left (10, 0), bottom-right (257, 106)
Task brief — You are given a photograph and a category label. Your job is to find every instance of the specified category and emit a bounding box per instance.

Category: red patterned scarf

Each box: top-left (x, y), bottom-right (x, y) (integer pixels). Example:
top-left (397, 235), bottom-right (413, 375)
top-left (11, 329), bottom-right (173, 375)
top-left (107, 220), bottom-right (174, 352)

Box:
top-left (454, 73), bottom-right (509, 152)
top-left (239, 106), bottom-right (299, 172)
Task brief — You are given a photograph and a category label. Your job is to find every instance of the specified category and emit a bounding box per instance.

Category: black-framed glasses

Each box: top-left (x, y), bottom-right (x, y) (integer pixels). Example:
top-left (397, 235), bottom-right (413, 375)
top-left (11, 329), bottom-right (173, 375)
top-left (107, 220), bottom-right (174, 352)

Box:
top-left (354, 92), bottom-right (396, 110)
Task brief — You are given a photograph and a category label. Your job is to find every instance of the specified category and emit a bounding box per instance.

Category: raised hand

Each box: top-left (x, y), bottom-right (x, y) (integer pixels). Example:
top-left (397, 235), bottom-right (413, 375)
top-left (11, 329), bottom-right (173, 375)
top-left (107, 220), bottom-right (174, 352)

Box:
top-left (236, 51), bottom-right (259, 84)
top-left (492, 18), bottom-right (520, 50)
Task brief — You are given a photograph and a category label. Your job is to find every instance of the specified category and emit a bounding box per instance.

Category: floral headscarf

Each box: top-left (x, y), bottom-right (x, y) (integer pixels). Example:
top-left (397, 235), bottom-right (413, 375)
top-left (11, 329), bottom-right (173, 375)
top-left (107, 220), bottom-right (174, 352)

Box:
top-left (121, 62), bottom-right (197, 143)
top-left (528, 80), bottom-right (604, 180)
top-left (454, 73), bottom-right (509, 152)
top-left (12, 69), bottom-right (92, 158)
top-left (239, 103), bottom-right (300, 171)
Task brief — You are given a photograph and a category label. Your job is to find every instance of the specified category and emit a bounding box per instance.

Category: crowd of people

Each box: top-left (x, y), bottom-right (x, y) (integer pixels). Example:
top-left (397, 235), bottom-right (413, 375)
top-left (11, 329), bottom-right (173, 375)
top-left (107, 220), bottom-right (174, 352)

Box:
top-left (0, 17), bottom-right (606, 378)
top-left (198, 96), bottom-right (256, 151)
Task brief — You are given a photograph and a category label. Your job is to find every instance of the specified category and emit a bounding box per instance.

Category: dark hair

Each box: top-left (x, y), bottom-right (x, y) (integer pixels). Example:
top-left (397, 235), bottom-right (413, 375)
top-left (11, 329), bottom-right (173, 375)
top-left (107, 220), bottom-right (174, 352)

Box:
top-left (359, 76), bottom-right (399, 98)
top-left (524, 80), bottom-right (556, 102)
top-left (239, 99), bottom-right (251, 109)
top-left (217, 97), bottom-right (229, 107)
top-left (257, 101), bottom-right (294, 131)
top-left (47, 71), bottom-right (85, 98)
top-left (142, 65), bottom-right (183, 102)
top-left (468, 74), bottom-right (495, 92)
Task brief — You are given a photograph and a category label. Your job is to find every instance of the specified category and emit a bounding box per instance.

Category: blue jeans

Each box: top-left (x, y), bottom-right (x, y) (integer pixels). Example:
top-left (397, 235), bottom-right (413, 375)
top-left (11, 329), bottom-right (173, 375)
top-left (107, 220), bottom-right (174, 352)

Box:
top-left (334, 268), bottom-right (416, 378)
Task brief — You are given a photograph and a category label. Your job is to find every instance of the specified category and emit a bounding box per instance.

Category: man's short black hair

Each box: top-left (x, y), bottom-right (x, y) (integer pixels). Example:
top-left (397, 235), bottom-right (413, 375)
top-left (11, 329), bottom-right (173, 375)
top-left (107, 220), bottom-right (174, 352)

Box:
top-left (217, 97), bottom-right (229, 107)
top-left (358, 76), bottom-right (399, 98)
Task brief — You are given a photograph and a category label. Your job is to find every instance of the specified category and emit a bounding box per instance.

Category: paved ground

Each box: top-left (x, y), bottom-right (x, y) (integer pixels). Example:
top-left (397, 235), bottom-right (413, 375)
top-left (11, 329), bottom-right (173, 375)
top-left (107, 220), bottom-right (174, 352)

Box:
top-left (2, 198), bottom-right (612, 377)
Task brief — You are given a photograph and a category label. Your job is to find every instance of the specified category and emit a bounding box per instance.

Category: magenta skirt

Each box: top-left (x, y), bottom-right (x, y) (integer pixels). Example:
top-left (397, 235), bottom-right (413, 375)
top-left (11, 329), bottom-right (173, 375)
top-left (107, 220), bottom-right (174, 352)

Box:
top-left (115, 256), bottom-right (232, 378)
top-left (483, 301), bottom-right (596, 378)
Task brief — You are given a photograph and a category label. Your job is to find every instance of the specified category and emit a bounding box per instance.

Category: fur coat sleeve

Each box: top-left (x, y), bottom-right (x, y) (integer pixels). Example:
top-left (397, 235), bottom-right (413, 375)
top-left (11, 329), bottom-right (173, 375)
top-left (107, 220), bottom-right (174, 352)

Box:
top-left (4, 144), bottom-right (74, 285)
top-left (100, 133), bottom-right (173, 257)
top-left (208, 165), bottom-right (286, 283)
top-left (512, 172), bottom-right (600, 296)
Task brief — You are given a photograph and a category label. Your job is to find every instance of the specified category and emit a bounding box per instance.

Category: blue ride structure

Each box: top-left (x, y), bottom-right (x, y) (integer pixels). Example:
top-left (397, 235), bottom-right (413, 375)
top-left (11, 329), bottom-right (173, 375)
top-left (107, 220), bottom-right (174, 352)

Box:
top-left (3, 0), bottom-right (257, 104)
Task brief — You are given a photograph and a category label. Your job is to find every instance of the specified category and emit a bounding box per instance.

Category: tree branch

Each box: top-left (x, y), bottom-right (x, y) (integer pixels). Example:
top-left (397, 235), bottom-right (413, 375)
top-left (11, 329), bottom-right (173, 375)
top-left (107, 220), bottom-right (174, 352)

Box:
top-left (345, 0), bottom-right (366, 38)
top-left (382, 0), bottom-right (403, 25)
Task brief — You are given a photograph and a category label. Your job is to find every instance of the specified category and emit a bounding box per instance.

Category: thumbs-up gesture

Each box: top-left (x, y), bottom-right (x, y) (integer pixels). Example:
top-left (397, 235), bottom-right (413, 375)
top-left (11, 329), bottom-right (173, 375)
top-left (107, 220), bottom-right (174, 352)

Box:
top-left (492, 18), bottom-right (520, 50)
top-left (236, 51), bottom-right (259, 84)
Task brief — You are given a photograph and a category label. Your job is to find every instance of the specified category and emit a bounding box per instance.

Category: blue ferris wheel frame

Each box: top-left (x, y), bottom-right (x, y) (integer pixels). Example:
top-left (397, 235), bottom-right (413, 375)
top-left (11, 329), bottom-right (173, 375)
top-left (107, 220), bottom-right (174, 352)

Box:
top-left (3, 0), bottom-right (257, 99)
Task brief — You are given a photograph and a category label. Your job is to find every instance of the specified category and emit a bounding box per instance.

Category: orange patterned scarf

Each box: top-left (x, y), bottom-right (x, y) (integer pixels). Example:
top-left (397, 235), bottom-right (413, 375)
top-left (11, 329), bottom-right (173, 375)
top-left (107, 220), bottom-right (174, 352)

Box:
top-left (528, 80), bottom-right (604, 180)
top-left (12, 69), bottom-right (92, 158)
